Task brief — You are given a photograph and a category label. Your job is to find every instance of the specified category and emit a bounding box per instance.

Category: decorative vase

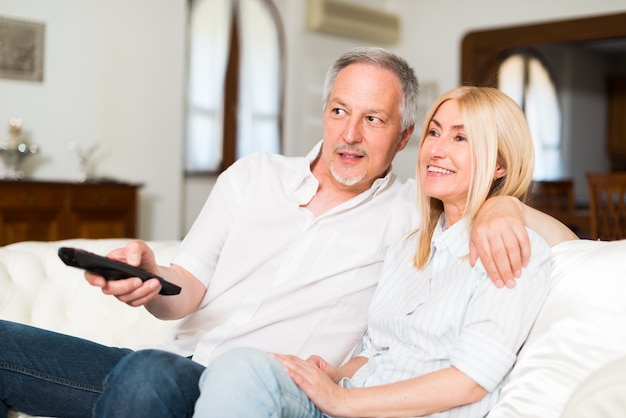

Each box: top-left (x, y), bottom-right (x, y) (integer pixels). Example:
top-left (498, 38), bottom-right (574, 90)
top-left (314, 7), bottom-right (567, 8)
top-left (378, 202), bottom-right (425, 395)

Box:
top-left (0, 119), bottom-right (39, 179)
top-left (0, 143), bottom-right (39, 179)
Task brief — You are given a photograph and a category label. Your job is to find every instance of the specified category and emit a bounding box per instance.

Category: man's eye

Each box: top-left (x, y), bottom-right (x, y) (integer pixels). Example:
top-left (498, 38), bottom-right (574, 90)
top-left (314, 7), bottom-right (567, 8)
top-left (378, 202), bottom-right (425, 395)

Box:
top-left (366, 116), bottom-right (382, 124)
top-left (332, 108), bottom-right (346, 115)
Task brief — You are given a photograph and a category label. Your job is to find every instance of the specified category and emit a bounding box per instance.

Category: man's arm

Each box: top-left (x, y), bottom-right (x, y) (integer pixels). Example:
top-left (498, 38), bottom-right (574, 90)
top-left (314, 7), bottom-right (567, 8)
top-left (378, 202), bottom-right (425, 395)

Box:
top-left (85, 240), bottom-right (206, 320)
top-left (470, 195), bottom-right (578, 287)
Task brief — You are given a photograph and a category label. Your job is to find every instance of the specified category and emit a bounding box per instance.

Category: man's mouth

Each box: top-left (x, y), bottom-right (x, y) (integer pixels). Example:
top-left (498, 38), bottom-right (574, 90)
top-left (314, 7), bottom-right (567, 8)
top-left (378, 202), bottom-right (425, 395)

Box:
top-left (338, 151), bottom-right (364, 159)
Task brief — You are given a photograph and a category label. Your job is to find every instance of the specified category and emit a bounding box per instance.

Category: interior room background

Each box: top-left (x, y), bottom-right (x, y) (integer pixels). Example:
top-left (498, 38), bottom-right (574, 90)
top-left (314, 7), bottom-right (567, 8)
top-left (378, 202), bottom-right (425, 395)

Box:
top-left (1, 0), bottom-right (625, 240)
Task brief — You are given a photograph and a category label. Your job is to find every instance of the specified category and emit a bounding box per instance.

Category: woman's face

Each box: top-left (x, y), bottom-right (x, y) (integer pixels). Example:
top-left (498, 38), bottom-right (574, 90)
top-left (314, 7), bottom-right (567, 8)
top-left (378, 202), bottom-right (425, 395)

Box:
top-left (419, 99), bottom-right (472, 222)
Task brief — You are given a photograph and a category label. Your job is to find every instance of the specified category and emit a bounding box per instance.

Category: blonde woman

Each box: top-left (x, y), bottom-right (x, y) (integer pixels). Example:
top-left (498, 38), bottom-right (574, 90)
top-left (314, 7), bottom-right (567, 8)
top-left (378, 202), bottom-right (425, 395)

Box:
top-left (192, 86), bottom-right (552, 418)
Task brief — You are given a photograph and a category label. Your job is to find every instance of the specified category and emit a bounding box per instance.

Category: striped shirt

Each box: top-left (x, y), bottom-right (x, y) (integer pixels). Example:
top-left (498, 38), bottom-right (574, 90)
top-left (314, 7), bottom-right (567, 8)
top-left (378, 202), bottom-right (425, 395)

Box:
top-left (343, 216), bottom-right (552, 417)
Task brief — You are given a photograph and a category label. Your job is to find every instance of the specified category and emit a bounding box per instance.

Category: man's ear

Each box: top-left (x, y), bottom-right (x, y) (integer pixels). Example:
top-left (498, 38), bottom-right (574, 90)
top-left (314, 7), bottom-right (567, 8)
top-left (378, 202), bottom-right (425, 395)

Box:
top-left (397, 125), bottom-right (415, 151)
top-left (494, 163), bottom-right (507, 179)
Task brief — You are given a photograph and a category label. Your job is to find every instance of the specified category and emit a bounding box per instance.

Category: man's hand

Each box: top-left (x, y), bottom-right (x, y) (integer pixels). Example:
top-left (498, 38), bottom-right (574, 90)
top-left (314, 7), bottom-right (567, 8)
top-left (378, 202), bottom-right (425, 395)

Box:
top-left (84, 240), bottom-right (162, 307)
top-left (470, 196), bottom-right (530, 288)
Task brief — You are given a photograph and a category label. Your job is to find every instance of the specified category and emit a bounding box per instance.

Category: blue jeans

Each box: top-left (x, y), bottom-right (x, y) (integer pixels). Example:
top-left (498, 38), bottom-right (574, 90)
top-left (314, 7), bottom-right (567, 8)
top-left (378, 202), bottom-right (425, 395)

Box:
top-left (94, 349), bottom-right (205, 418)
top-left (0, 320), bottom-right (132, 418)
top-left (0, 321), bottom-right (205, 418)
top-left (194, 347), bottom-right (326, 418)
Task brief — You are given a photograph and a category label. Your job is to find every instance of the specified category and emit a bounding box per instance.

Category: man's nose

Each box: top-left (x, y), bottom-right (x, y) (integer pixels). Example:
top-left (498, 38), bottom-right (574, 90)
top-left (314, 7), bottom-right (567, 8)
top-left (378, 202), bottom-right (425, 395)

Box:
top-left (343, 119), bottom-right (363, 144)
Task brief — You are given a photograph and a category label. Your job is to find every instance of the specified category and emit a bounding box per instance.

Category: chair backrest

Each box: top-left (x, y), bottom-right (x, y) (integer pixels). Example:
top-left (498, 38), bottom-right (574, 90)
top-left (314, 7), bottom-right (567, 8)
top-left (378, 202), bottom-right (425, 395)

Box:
top-left (586, 172), bottom-right (626, 240)
top-left (528, 179), bottom-right (575, 218)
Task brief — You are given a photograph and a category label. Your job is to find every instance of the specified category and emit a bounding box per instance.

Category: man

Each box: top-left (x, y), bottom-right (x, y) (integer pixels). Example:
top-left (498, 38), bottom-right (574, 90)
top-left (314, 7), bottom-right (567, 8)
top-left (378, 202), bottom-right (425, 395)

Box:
top-left (0, 47), bottom-right (576, 418)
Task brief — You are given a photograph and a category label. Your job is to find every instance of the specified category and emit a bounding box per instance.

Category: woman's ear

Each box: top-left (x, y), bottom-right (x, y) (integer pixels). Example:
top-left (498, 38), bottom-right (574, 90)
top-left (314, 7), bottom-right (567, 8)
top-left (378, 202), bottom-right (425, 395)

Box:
top-left (494, 163), bottom-right (507, 180)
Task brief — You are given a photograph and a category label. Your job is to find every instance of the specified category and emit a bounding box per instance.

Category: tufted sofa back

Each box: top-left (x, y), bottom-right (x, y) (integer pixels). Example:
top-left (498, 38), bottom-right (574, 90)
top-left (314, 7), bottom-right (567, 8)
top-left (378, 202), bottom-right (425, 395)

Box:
top-left (0, 238), bottom-right (182, 349)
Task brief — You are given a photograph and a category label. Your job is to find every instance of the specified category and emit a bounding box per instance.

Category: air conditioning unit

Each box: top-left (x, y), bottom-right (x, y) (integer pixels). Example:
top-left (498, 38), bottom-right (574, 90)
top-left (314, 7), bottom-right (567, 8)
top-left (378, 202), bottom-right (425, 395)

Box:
top-left (306, 0), bottom-right (400, 45)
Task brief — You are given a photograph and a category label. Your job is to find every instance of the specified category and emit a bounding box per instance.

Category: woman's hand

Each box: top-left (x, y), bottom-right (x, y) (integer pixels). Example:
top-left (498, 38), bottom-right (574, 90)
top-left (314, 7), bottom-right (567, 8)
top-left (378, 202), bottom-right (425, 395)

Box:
top-left (273, 354), bottom-right (348, 415)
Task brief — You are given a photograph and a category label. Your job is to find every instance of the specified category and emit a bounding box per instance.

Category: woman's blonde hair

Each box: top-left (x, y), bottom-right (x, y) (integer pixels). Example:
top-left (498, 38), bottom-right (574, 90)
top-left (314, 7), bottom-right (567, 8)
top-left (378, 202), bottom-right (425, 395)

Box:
top-left (413, 86), bottom-right (535, 268)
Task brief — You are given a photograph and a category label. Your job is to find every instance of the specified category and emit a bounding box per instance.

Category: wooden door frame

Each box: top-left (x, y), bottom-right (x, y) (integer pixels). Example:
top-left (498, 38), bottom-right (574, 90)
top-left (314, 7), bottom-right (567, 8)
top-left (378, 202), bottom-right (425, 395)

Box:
top-left (461, 12), bottom-right (626, 86)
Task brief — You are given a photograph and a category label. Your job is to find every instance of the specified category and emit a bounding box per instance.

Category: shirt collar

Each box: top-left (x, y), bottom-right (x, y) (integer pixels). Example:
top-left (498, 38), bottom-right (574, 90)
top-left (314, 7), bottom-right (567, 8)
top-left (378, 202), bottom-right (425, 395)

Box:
top-left (432, 215), bottom-right (470, 261)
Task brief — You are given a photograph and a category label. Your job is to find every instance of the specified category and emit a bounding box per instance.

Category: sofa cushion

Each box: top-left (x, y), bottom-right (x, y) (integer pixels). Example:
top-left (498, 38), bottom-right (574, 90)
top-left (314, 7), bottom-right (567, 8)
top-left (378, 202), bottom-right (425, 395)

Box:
top-left (0, 238), bottom-right (182, 349)
top-left (488, 239), bottom-right (626, 417)
top-left (560, 354), bottom-right (626, 417)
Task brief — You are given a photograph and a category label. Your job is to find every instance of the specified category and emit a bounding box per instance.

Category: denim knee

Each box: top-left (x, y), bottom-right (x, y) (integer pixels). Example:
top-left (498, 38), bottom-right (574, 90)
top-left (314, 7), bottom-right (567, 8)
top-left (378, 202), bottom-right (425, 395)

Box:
top-left (201, 347), bottom-right (284, 388)
top-left (195, 347), bottom-right (317, 417)
top-left (95, 349), bottom-right (205, 418)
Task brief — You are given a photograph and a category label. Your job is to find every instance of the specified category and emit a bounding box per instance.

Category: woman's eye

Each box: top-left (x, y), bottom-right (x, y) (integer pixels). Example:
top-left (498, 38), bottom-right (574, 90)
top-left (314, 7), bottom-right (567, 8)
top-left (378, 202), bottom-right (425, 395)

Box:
top-left (427, 129), bottom-right (439, 137)
top-left (455, 135), bottom-right (468, 142)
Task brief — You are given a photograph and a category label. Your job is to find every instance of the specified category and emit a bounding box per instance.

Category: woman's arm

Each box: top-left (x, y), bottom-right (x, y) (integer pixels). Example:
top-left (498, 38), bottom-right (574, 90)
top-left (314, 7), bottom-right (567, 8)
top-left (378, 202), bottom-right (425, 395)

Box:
top-left (276, 355), bottom-right (486, 418)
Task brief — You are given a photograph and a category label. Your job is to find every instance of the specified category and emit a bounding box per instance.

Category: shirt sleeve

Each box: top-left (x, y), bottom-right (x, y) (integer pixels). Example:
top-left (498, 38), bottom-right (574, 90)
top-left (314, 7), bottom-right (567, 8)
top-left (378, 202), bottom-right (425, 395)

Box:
top-left (172, 157), bottom-right (249, 287)
top-left (449, 228), bottom-right (552, 391)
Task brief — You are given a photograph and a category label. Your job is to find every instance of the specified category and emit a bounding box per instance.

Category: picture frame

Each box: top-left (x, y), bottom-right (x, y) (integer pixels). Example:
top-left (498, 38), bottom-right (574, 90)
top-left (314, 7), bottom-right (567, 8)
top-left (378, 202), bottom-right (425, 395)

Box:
top-left (0, 16), bottom-right (45, 82)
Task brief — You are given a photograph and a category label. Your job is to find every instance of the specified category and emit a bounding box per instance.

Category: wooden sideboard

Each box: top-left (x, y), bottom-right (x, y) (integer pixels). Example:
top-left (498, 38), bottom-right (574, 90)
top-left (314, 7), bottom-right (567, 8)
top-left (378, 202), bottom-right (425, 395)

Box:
top-left (0, 180), bottom-right (141, 245)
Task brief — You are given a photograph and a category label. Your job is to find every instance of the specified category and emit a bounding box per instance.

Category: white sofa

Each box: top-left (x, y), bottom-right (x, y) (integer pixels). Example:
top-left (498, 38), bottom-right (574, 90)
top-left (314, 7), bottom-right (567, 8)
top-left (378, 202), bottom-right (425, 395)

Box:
top-left (0, 238), bottom-right (182, 418)
top-left (1, 238), bottom-right (626, 417)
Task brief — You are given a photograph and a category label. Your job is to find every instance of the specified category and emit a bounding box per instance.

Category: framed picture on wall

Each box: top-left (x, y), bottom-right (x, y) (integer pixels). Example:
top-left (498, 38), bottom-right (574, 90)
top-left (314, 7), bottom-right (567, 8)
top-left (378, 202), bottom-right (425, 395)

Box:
top-left (0, 16), bottom-right (45, 82)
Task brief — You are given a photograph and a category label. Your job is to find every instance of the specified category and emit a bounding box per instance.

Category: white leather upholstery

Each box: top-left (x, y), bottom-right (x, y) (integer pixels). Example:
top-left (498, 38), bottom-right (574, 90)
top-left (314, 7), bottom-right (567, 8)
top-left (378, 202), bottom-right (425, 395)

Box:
top-left (0, 238), bottom-right (181, 349)
top-left (488, 239), bottom-right (626, 417)
top-left (2, 238), bottom-right (626, 417)
top-left (0, 238), bottom-right (182, 418)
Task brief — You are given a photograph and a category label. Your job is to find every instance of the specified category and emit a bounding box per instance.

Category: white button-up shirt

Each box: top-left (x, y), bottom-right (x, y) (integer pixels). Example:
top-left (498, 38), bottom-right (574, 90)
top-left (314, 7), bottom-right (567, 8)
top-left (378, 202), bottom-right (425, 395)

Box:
top-left (158, 142), bottom-right (419, 366)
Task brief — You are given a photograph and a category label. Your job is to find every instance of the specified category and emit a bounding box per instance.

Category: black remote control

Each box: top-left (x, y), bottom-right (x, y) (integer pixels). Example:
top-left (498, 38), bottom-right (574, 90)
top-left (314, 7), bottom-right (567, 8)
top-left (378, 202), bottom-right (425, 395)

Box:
top-left (58, 247), bottom-right (181, 296)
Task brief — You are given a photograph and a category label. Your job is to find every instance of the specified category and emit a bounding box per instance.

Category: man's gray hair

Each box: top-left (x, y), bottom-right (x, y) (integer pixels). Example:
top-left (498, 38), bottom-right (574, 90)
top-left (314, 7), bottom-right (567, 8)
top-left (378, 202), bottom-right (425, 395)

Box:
top-left (323, 47), bottom-right (420, 131)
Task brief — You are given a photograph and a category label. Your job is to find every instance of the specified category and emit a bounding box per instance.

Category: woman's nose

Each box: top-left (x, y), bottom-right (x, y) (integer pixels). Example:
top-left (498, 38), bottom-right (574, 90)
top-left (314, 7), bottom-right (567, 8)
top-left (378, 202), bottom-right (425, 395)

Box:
top-left (427, 139), bottom-right (447, 158)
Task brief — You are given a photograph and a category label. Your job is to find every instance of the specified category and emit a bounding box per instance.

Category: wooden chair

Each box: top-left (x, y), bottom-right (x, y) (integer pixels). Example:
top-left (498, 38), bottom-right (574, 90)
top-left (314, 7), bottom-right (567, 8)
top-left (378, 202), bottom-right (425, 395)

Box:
top-left (586, 172), bottom-right (626, 240)
top-left (528, 179), bottom-right (592, 238)
top-left (528, 179), bottom-right (575, 218)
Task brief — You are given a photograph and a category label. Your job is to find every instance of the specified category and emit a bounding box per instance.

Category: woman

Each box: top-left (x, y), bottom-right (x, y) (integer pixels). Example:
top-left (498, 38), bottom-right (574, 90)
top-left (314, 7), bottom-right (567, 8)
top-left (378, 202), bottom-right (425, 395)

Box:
top-left (192, 86), bottom-right (552, 417)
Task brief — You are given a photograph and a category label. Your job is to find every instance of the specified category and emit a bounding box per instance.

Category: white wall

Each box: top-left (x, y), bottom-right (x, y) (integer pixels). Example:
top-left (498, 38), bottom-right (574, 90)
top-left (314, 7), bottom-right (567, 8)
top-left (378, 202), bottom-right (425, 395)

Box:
top-left (0, 0), bottom-right (186, 240)
top-left (2, 0), bottom-right (626, 239)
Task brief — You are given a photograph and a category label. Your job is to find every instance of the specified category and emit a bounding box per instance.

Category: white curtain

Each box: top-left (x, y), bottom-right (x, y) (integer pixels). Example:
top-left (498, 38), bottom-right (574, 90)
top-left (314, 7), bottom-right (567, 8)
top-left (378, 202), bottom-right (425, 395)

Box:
top-left (237, 0), bottom-right (281, 157)
top-left (498, 54), bottom-right (562, 180)
top-left (185, 0), bottom-right (231, 172)
top-left (525, 58), bottom-right (562, 180)
top-left (185, 0), bottom-right (281, 171)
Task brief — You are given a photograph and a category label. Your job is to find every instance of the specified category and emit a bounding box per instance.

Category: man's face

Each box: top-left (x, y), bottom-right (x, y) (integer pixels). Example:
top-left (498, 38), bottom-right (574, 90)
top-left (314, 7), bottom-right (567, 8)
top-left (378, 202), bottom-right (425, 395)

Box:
top-left (319, 63), bottom-right (413, 192)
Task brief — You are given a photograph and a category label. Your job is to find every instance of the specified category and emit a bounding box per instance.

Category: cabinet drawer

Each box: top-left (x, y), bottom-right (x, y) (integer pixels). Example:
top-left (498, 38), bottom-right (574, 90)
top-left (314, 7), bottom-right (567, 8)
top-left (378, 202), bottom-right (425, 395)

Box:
top-left (0, 184), bottom-right (65, 208)
top-left (71, 185), bottom-right (137, 210)
top-left (0, 180), bottom-right (140, 244)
